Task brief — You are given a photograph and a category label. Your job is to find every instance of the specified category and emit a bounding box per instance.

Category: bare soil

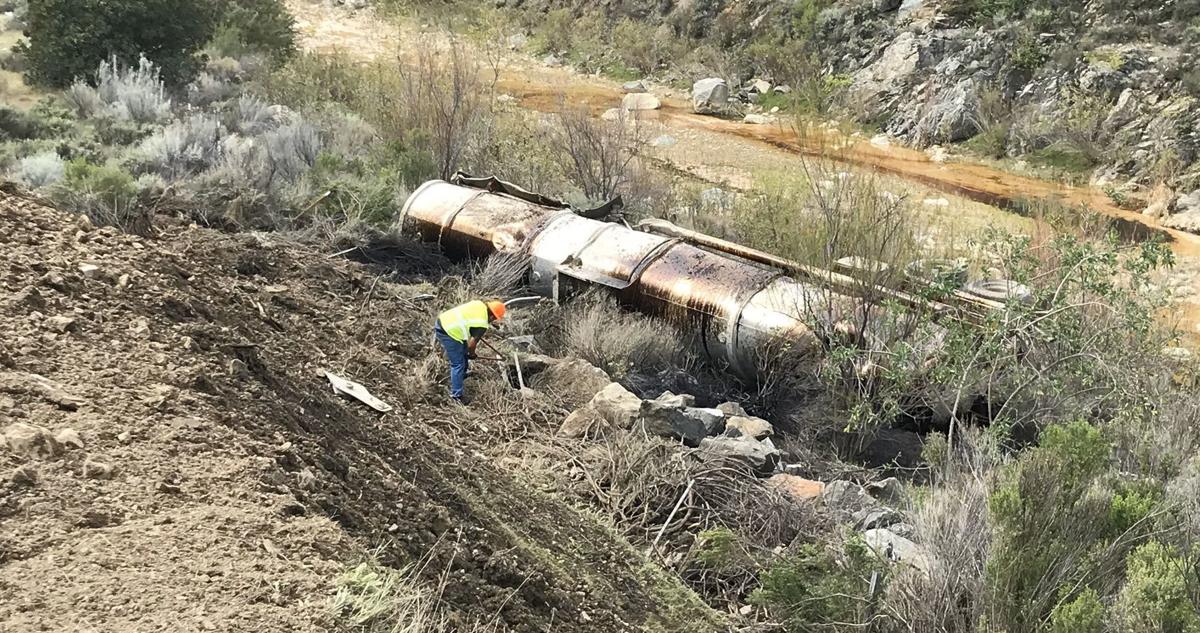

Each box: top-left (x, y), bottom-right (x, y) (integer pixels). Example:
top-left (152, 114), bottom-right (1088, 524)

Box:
top-left (0, 191), bottom-right (721, 632)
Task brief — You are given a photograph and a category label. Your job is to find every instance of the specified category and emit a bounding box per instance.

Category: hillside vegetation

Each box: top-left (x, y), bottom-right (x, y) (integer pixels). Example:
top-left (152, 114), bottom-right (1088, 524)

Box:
top-left (2, 1), bottom-right (1200, 632)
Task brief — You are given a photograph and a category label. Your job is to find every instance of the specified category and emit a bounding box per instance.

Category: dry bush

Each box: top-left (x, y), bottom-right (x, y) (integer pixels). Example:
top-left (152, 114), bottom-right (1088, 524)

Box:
top-left (553, 104), bottom-right (647, 206)
top-left (883, 433), bottom-right (995, 631)
top-left (469, 251), bottom-right (530, 297)
top-left (557, 293), bottom-right (691, 380)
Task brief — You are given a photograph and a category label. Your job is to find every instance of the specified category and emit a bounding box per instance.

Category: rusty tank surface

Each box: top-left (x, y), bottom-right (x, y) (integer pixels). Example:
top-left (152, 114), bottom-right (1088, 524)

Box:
top-left (401, 178), bottom-right (854, 375)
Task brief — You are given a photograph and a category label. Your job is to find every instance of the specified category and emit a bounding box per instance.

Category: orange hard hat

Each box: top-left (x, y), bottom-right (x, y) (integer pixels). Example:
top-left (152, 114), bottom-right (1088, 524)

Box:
top-left (486, 300), bottom-right (507, 320)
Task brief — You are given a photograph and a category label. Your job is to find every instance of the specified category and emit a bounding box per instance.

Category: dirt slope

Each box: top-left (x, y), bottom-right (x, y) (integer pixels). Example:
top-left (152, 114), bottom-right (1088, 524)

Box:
top-left (0, 191), bottom-right (721, 632)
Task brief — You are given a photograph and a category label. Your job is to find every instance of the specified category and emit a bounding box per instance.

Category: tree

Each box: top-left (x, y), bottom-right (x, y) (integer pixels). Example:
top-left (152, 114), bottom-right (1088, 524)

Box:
top-left (21, 0), bottom-right (218, 88)
top-left (209, 0), bottom-right (297, 63)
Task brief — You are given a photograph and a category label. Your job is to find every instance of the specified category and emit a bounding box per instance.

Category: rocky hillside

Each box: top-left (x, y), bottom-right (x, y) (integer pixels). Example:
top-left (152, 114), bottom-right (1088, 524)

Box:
top-left (500, 0), bottom-right (1200, 229)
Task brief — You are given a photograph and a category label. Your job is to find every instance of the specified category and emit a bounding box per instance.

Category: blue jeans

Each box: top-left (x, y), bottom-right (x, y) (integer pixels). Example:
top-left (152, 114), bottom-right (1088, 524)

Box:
top-left (434, 324), bottom-right (468, 400)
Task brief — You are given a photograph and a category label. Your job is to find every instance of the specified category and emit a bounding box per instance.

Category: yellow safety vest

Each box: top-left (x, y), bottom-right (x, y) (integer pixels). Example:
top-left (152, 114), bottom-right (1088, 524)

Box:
top-left (438, 300), bottom-right (491, 343)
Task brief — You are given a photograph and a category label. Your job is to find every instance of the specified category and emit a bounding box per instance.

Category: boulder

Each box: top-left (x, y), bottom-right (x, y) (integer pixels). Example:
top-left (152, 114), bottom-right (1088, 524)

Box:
top-left (532, 358), bottom-right (611, 407)
top-left (600, 108), bottom-right (623, 121)
top-left (872, 0), bottom-right (902, 11)
top-left (1176, 190), bottom-right (1200, 214)
top-left (622, 80), bottom-right (647, 93)
top-left (622, 92), bottom-right (661, 111)
top-left (725, 415), bottom-right (773, 440)
top-left (83, 458), bottom-right (115, 480)
top-left (822, 480), bottom-right (875, 514)
top-left (542, 53), bottom-right (562, 67)
top-left (4, 422), bottom-right (62, 459)
top-left (865, 477), bottom-right (906, 505)
top-left (854, 506), bottom-right (903, 530)
top-left (716, 402), bottom-right (748, 417)
top-left (639, 403), bottom-right (708, 445)
top-left (10, 465), bottom-right (38, 486)
top-left (766, 474), bottom-right (825, 501)
top-left (863, 528), bottom-right (929, 572)
top-left (682, 407), bottom-right (725, 435)
top-left (743, 113), bottom-right (772, 125)
top-left (506, 33), bottom-right (528, 50)
top-left (54, 428), bottom-right (85, 450)
top-left (691, 78), bottom-right (729, 114)
top-left (45, 316), bottom-right (77, 333)
top-left (589, 383), bottom-right (642, 428)
top-left (698, 436), bottom-right (780, 474)
top-left (1163, 211), bottom-right (1200, 234)
top-left (650, 391), bottom-right (695, 409)
top-left (913, 79), bottom-right (981, 144)
top-left (749, 78), bottom-right (771, 94)
top-left (773, 85), bottom-right (791, 94)
top-left (558, 407), bottom-right (607, 438)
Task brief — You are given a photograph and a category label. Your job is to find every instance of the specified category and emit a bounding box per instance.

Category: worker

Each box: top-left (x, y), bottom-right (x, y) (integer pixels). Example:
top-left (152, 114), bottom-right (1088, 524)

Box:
top-left (433, 299), bottom-right (507, 402)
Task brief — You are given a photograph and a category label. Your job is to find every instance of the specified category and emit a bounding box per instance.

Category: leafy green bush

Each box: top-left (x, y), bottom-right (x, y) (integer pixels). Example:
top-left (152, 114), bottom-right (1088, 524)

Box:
top-left (1049, 587), bottom-right (1105, 633)
top-left (0, 105), bottom-right (43, 141)
top-left (21, 0), bottom-right (218, 87)
top-left (208, 0), bottom-right (296, 63)
top-left (1116, 541), bottom-right (1200, 632)
top-left (749, 539), bottom-right (877, 629)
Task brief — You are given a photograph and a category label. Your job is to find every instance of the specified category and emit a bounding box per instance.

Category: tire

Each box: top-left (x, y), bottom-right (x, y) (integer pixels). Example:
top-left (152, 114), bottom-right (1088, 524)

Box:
top-left (963, 279), bottom-right (1033, 304)
top-left (904, 259), bottom-right (968, 287)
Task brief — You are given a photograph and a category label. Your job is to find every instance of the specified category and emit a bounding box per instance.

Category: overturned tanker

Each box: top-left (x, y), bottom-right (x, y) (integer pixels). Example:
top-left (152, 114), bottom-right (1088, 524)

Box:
top-left (400, 176), bottom-right (865, 377)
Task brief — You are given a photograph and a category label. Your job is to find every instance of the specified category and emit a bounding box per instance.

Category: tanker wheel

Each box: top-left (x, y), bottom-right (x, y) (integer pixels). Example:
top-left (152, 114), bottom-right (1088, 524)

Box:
top-left (963, 279), bottom-right (1033, 304)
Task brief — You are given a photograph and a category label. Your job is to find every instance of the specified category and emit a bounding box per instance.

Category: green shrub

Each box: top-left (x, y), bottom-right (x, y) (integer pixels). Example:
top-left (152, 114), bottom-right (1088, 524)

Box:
top-left (1049, 588), bottom-right (1105, 633)
top-left (21, 0), bottom-right (218, 88)
top-left (209, 0), bottom-right (296, 63)
top-left (749, 539), bottom-right (877, 629)
top-left (1116, 541), bottom-right (1200, 632)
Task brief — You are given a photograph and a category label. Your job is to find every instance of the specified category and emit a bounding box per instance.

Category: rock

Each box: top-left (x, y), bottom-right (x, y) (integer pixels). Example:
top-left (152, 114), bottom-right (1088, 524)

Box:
top-left (766, 474), bottom-right (825, 501)
top-left (682, 407), bottom-right (725, 435)
top-left (589, 383), bottom-right (642, 428)
top-left (229, 358), bottom-right (248, 379)
top-left (622, 92), bottom-right (660, 111)
top-left (600, 108), bottom-right (622, 121)
top-left (725, 415), bottom-right (773, 440)
top-left (698, 436), bottom-right (780, 474)
top-left (82, 458), bottom-right (115, 479)
top-left (716, 402), bottom-right (748, 417)
top-left (854, 506), bottom-right (903, 530)
top-left (54, 428), bottom-right (84, 450)
top-left (650, 391), bottom-right (695, 409)
top-left (887, 522), bottom-right (916, 539)
top-left (773, 85), bottom-right (791, 94)
top-left (542, 53), bottom-right (562, 67)
top-left (822, 480), bottom-right (875, 513)
top-left (78, 263), bottom-right (100, 278)
top-left (865, 477), bottom-right (906, 505)
top-left (863, 528), bottom-right (929, 572)
top-left (912, 79), bottom-right (980, 144)
top-left (45, 316), bottom-right (77, 333)
top-left (639, 402), bottom-right (708, 445)
top-left (691, 78), bottom-right (729, 114)
top-left (926, 145), bottom-right (949, 163)
top-left (1176, 190), bottom-right (1200, 214)
top-left (743, 113), bottom-right (772, 125)
top-left (496, 94), bottom-right (516, 104)
top-left (558, 407), bottom-right (607, 438)
top-left (651, 134), bottom-right (677, 147)
top-left (532, 358), bottom-right (611, 407)
top-left (1163, 211), bottom-right (1200, 234)
top-left (0, 371), bottom-right (86, 410)
top-left (10, 464), bottom-right (38, 486)
top-left (622, 80), bottom-right (647, 93)
top-left (4, 422), bottom-right (62, 459)
top-left (872, 0), bottom-right (902, 11)
top-left (749, 78), bottom-right (771, 94)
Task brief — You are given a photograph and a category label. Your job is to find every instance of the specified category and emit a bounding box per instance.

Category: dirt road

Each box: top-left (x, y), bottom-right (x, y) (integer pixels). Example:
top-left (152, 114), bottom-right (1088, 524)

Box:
top-left (286, 0), bottom-right (1200, 335)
